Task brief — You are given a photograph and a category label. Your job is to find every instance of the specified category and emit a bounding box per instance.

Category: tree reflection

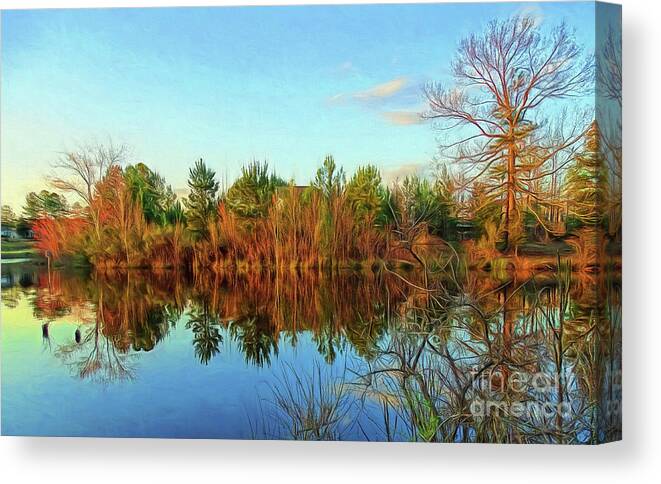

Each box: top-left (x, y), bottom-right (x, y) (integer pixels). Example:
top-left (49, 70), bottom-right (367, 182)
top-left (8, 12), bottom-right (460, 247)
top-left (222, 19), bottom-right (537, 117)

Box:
top-left (1, 259), bottom-right (620, 442)
top-left (187, 299), bottom-right (222, 365)
top-left (230, 314), bottom-right (278, 367)
top-left (351, 261), bottom-right (621, 444)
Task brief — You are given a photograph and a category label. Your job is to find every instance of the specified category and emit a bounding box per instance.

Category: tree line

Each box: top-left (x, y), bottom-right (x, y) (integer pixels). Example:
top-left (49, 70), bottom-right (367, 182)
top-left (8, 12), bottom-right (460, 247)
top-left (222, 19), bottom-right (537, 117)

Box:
top-left (1, 15), bottom-right (621, 272)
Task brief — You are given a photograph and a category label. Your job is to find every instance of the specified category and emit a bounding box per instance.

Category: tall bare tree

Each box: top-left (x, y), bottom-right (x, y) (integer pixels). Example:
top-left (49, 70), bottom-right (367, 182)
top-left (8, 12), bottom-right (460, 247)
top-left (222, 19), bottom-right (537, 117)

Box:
top-left (424, 16), bottom-right (593, 249)
top-left (50, 142), bottom-right (127, 204)
top-left (49, 142), bottom-right (127, 241)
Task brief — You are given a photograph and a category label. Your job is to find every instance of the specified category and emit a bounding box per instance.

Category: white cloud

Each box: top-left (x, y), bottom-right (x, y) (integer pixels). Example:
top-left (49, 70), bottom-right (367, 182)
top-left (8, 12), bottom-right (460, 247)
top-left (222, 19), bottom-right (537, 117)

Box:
top-left (381, 110), bottom-right (425, 126)
top-left (329, 77), bottom-right (409, 104)
top-left (381, 162), bottom-right (426, 184)
top-left (353, 77), bottom-right (408, 100)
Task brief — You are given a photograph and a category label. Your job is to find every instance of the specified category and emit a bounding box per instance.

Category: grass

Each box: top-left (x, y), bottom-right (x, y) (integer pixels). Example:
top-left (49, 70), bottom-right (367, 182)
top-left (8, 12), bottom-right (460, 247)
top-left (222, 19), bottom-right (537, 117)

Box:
top-left (0, 239), bottom-right (42, 260)
top-left (249, 361), bottom-right (359, 440)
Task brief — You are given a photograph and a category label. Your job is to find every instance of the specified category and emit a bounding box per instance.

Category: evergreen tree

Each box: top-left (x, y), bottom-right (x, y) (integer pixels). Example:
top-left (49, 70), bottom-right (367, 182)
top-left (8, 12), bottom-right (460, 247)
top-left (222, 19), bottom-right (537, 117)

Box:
top-left (124, 163), bottom-right (176, 226)
top-left (432, 166), bottom-right (459, 239)
top-left (225, 161), bottom-right (285, 218)
top-left (311, 155), bottom-right (346, 259)
top-left (186, 300), bottom-right (222, 365)
top-left (313, 155), bottom-right (345, 201)
top-left (22, 190), bottom-right (69, 221)
top-left (165, 199), bottom-right (187, 225)
top-left (345, 164), bottom-right (386, 224)
top-left (564, 121), bottom-right (608, 227)
top-left (390, 175), bottom-right (457, 239)
top-left (1, 205), bottom-right (17, 228)
top-left (466, 181), bottom-right (501, 240)
top-left (184, 159), bottom-right (219, 240)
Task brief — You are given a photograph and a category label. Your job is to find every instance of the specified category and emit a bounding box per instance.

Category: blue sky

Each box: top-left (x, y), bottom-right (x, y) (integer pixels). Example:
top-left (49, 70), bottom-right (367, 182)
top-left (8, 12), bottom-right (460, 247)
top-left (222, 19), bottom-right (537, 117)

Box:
top-left (1, 2), bottom-right (597, 210)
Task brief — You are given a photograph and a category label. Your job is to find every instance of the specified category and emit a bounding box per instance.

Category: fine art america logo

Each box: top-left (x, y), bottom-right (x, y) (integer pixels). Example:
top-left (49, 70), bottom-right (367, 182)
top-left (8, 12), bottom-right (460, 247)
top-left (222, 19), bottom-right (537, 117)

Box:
top-left (467, 367), bottom-right (622, 420)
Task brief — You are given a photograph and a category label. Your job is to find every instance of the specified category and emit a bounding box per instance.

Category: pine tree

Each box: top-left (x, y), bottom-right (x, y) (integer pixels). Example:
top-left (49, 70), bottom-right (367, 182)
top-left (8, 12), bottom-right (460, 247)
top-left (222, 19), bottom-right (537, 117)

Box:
top-left (564, 121), bottom-right (608, 227)
top-left (313, 155), bottom-right (345, 201)
top-left (311, 155), bottom-right (347, 260)
top-left (1, 205), bottom-right (17, 228)
top-left (22, 190), bottom-right (69, 221)
top-left (345, 164), bottom-right (385, 224)
top-left (124, 163), bottom-right (176, 226)
top-left (225, 161), bottom-right (285, 218)
top-left (184, 159), bottom-right (219, 240)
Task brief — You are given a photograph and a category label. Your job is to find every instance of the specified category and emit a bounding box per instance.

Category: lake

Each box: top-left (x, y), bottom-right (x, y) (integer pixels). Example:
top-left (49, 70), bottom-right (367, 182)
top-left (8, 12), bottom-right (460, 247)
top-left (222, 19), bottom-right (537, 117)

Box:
top-left (1, 261), bottom-right (621, 443)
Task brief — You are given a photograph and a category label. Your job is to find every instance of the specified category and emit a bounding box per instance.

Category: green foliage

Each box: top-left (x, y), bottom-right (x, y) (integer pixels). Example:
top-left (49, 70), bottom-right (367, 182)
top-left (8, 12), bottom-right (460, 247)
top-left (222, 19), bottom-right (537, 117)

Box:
top-left (230, 314), bottom-right (278, 367)
top-left (165, 199), bottom-right (186, 225)
top-left (389, 174), bottom-right (458, 239)
top-left (226, 161), bottom-right (285, 218)
top-left (22, 190), bottom-right (69, 220)
top-left (184, 159), bottom-right (219, 240)
top-left (186, 301), bottom-right (223, 365)
top-left (345, 164), bottom-right (386, 225)
top-left (563, 122), bottom-right (608, 228)
top-left (311, 155), bottom-right (349, 260)
top-left (564, 214), bottom-right (584, 234)
top-left (402, 175), bottom-right (433, 221)
top-left (467, 181), bottom-right (501, 239)
top-left (312, 155), bottom-right (345, 201)
top-left (431, 166), bottom-right (459, 239)
top-left (1, 205), bottom-right (17, 228)
top-left (415, 397), bottom-right (441, 442)
top-left (124, 163), bottom-right (177, 226)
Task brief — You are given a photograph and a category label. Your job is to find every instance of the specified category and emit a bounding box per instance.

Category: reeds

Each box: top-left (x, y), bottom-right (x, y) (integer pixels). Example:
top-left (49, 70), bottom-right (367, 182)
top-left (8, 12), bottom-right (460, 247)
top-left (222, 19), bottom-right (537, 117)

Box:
top-left (254, 361), bottom-right (358, 440)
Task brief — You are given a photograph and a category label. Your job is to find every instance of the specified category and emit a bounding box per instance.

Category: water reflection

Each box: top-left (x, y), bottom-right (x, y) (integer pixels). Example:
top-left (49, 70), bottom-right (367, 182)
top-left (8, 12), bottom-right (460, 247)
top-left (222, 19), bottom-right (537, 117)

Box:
top-left (1, 263), bottom-right (620, 443)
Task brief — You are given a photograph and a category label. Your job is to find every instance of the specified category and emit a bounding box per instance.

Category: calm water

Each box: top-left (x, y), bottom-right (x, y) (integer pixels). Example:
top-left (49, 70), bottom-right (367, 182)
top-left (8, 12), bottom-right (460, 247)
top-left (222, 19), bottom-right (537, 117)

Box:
top-left (1, 262), bottom-right (621, 443)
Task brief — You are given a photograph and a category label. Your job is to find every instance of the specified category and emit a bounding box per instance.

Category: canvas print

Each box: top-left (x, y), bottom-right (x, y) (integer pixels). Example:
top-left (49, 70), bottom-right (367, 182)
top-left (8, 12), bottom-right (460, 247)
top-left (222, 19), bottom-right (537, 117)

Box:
top-left (0, 2), bottom-right (621, 443)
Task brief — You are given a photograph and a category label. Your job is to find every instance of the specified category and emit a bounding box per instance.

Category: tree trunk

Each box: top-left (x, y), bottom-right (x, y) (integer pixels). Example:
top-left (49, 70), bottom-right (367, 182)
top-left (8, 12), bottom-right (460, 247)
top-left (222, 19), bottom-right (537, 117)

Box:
top-left (503, 145), bottom-right (517, 251)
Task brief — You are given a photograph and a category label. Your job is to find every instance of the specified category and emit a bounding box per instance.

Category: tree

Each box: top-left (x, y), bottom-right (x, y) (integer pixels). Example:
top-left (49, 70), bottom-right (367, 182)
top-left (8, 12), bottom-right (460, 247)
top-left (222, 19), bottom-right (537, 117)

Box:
top-left (165, 200), bottom-right (186, 225)
top-left (431, 166), bottom-right (459, 239)
top-left (345, 164), bottom-right (386, 224)
top-left (564, 121), bottom-right (607, 228)
top-left (225, 161), bottom-right (285, 218)
top-left (466, 180), bottom-right (501, 239)
top-left (92, 165), bottom-right (146, 266)
top-left (1, 205), bottom-right (17, 228)
top-left (313, 155), bottom-right (345, 201)
top-left (33, 217), bottom-right (86, 259)
top-left (22, 190), bottom-right (69, 221)
top-left (184, 159), bottom-right (219, 240)
top-left (124, 162), bottom-right (177, 226)
top-left (424, 15), bottom-right (593, 250)
top-left (50, 142), bottom-right (127, 206)
top-left (311, 155), bottom-right (349, 261)
top-left (386, 174), bottom-right (457, 240)
top-left (385, 176), bottom-right (442, 284)
top-left (49, 142), bottom-right (127, 244)
top-left (186, 300), bottom-right (222, 365)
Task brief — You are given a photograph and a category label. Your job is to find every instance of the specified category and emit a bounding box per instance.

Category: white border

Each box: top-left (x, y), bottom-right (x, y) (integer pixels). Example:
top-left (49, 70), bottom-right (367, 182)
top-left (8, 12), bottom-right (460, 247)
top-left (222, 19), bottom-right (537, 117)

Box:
top-left (1, 1), bottom-right (658, 483)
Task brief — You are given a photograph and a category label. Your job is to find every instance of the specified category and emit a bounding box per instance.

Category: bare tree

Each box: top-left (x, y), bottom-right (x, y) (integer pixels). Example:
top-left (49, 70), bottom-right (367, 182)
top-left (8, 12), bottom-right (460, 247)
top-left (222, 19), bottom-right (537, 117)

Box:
top-left (597, 25), bottom-right (622, 110)
top-left (49, 141), bottom-right (128, 242)
top-left (50, 142), bottom-right (128, 206)
top-left (424, 16), bottom-right (593, 250)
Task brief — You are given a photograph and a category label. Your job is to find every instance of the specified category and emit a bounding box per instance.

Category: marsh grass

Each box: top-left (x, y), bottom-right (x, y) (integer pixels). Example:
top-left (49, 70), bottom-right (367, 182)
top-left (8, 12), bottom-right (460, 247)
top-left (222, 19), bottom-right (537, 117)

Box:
top-left (249, 361), bottom-right (361, 441)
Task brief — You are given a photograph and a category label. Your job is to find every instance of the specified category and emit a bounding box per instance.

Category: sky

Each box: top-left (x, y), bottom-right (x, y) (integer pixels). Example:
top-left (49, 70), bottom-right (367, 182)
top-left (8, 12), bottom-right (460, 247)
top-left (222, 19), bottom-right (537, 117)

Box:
top-left (0, 2), bottom-right (598, 211)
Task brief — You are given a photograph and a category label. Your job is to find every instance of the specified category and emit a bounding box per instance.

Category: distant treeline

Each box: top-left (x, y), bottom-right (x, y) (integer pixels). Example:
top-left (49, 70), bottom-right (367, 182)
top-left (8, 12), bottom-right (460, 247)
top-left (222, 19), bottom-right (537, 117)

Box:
top-left (0, 15), bottom-right (621, 271)
top-left (0, 120), bottom-right (617, 272)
